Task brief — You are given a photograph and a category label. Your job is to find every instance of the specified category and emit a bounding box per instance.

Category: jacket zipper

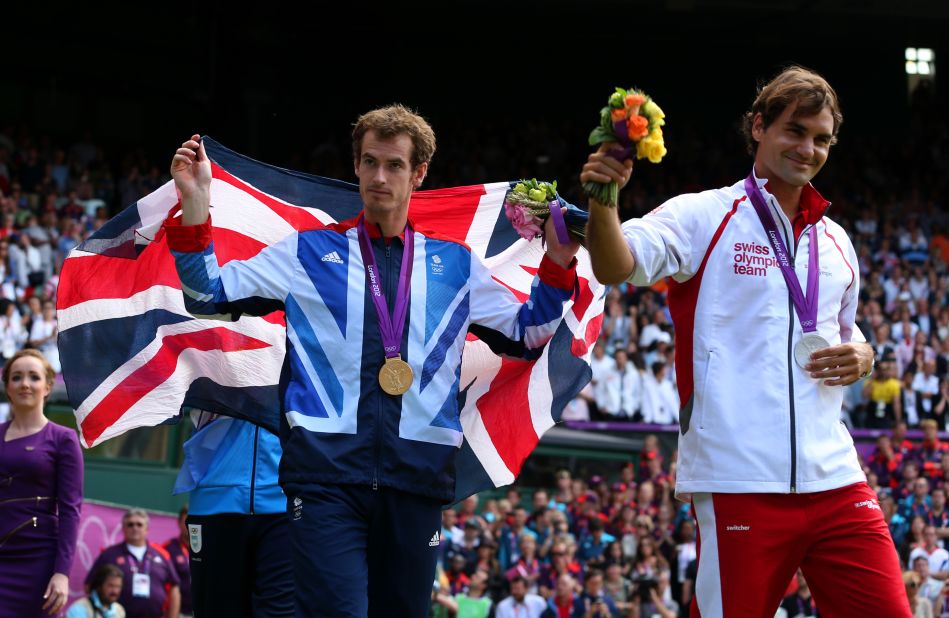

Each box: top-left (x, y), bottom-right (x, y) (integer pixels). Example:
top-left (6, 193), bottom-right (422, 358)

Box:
top-left (0, 516), bottom-right (37, 548)
top-left (372, 239), bottom-right (392, 491)
top-left (0, 495), bottom-right (50, 505)
top-left (778, 212), bottom-right (801, 493)
top-left (786, 293), bottom-right (797, 494)
top-left (249, 425), bottom-right (259, 514)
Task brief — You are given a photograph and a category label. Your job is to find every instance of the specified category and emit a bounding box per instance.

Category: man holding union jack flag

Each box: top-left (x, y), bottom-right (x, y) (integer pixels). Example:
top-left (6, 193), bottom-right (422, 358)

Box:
top-left (166, 105), bottom-right (631, 617)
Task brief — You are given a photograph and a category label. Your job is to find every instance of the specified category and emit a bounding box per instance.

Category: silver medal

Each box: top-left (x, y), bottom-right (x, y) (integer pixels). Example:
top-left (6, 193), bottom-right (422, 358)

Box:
top-left (794, 333), bottom-right (830, 369)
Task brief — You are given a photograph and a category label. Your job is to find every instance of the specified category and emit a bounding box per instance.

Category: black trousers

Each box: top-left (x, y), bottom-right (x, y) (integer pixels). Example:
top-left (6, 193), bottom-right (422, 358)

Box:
top-left (187, 512), bottom-right (293, 618)
top-left (284, 483), bottom-right (442, 618)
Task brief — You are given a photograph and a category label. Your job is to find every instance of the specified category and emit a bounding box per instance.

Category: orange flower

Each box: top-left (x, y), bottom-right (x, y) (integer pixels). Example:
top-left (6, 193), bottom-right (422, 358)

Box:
top-left (625, 93), bottom-right (646, 108)
top-left (611, 108), bottom-right (627, 122)
top-left (627, 115), bottom-right (649, 141)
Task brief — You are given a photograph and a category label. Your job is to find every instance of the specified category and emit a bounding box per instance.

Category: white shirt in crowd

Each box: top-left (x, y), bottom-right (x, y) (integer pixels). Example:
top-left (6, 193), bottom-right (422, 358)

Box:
top-left (914, 372), bottom-right (941, 414)
top-left (0, 312), bottom-right (25, 359)
top-left (590, 353), bottom-right (616, 413)
top-left (909, 546), bottom-right (949, 579)
top-left (909, 276), bottom-right (930, 301)
top-left (640, 323), bottom-right (671, 349)
top-left (494, 593), bottom-right (546, 618)
top-left (893, 320), bottom-right (920, 342)
top-left (642, 371), bottom-right (679, 425)
top-left (603, 363), bottom-right (643, 419)
top-left (904, 388), bottom-right (921, 427)
top-left (29, 316), bottom-right (60, 373)
top-left (677, 542), bottom-right (697, 583)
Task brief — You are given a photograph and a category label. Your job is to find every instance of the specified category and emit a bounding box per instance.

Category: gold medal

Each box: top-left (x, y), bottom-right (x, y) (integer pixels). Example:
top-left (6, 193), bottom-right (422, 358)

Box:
top-left (379, 356), bottom-right (414, 396)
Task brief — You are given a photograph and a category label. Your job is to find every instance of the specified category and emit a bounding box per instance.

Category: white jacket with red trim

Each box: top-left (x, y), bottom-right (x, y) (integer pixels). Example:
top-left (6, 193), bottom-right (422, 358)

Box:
top-left (623, 171), bottom-right (866, 495)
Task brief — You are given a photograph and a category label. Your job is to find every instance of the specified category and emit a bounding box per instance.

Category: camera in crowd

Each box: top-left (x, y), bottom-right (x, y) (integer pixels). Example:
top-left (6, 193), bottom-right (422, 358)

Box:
top-left (631, 572), bottom-right (660, 603)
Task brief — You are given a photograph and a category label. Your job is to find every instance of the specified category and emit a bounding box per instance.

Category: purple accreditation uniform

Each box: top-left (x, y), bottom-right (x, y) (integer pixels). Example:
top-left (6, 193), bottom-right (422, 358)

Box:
top-left (162, 537), bottom-right (191, 615)
top-left (87, 543), bottom-right (181, 618)
top-left (0, 421), bottom-right (84, 618)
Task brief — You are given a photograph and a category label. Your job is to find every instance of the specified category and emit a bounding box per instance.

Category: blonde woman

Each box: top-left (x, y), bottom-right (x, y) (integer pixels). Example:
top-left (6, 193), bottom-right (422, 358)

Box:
top-left (0, 349), bottom-right (83, 616)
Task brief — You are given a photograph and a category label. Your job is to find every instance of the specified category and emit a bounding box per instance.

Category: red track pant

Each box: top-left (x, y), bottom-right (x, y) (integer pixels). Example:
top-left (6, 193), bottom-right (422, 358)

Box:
top-left (690, 482), bottom-right (910, 617)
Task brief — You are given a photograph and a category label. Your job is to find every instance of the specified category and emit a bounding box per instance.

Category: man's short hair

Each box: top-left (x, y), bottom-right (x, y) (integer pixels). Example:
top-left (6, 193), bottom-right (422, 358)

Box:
top-left (741, 65), bottom-right (843, 155)
top-left (123, 507), bottom-right (149, 523)
top-left (352, 104), bottom-right (436, 169)
top-left (921, 419), bottom-right (938, 430)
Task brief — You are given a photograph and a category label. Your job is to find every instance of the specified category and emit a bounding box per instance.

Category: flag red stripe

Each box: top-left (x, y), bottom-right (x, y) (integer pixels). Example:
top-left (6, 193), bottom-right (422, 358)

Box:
top-left (410, 184), bottom-right (485, 244)
top-left (475, 359), bottom-right (539, 475)
top-left (211, 164), bottom-right (322, 231)
top-left (212, 227), bottom-right (268, 265)
top-left (571, 277), bottom-right (594, 320)
top-left (80, 328), bottom-right (272, 444)
top-left (572, 314), bottom-right (604, 357)
top-left (59, 230), bottom-right (271, 312)
top-left (57, 241), bottom-right (181, 310)
top-left (569, 277), bottom-right (600, 356)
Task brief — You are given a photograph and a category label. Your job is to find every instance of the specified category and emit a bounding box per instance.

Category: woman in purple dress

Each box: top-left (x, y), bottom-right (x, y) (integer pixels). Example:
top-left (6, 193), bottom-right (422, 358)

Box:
top-left (0, 349), bottom-right (83, 616)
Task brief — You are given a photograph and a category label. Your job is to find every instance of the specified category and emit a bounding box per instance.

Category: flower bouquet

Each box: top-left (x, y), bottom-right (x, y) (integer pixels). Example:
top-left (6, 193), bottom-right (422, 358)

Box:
top-left (503, 179), bottom-right (588, 246)
top-left (583, 87), bottom-right (667, 207)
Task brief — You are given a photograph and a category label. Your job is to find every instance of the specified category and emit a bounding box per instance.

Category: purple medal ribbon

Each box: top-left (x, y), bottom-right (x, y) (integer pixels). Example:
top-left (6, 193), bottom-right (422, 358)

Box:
top-left (743, 174), bottom-right (820, 333)
top-left (356, 218), bottom-right (413, 359)
top-left (547, 198), bottom-right (570, 245)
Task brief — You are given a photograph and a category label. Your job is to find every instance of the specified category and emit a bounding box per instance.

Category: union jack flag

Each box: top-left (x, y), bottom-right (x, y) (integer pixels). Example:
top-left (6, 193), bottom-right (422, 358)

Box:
top-left (57, 137), bottom-right (605, 502)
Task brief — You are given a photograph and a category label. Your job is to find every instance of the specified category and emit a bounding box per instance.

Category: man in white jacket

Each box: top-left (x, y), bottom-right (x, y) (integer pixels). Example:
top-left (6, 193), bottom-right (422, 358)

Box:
top-left (583, 66), bottom-right (907, 616)
top-left (641, 362), bottom-right (679, 425)
top-left (590, 340), bottom-right (617, 418)
top-left (602, 349), bottom-right (643, 419)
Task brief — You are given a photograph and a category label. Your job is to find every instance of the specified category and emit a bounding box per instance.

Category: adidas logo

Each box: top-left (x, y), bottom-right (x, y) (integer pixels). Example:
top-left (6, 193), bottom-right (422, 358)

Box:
top-left (321, 251), bottom-right (344, 264)
top-left (428, 531), bottom-right (440, 547)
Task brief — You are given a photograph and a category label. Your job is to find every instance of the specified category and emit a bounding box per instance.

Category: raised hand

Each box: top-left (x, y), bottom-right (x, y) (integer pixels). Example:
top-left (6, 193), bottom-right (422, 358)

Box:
top-left (170, 134), bottom-right (212, 225)
top-left (171, 134), bottom-right (212, 198)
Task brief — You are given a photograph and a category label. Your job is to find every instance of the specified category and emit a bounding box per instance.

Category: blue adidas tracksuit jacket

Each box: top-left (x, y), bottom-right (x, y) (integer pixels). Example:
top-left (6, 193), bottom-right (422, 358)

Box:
top-left (167, 213), bottom-right (576, 502)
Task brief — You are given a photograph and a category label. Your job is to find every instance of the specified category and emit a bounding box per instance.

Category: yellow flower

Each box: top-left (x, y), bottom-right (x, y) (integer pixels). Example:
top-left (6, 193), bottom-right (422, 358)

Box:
top-left (637, 132), bottom-right (667, 163)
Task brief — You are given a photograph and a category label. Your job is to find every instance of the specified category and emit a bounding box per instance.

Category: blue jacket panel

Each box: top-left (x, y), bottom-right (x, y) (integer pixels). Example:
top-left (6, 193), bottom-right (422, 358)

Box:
top-left (175, 416), bottom-right (285, 515)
